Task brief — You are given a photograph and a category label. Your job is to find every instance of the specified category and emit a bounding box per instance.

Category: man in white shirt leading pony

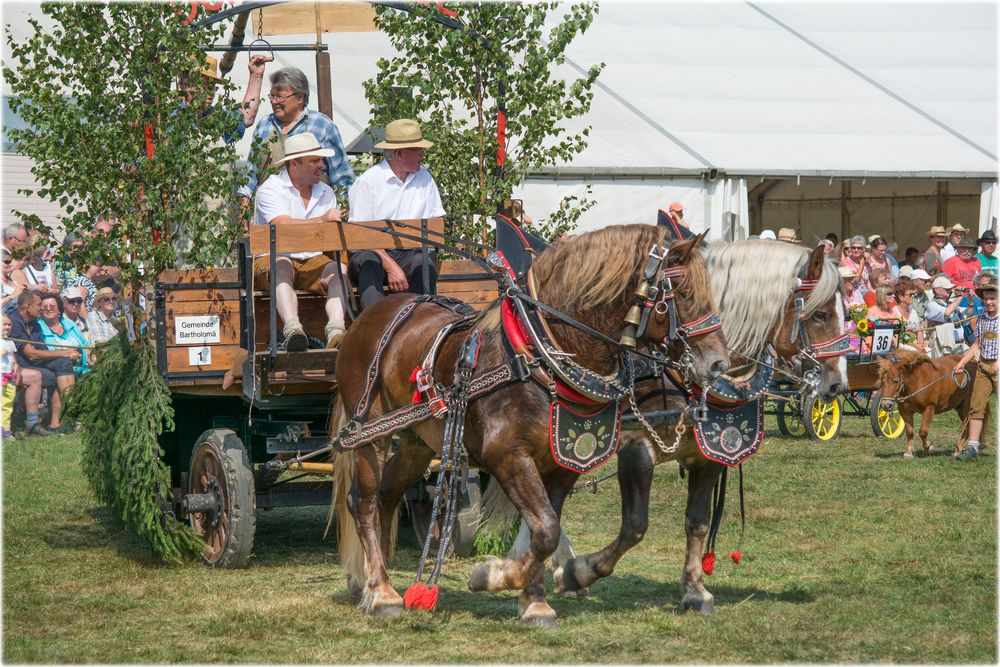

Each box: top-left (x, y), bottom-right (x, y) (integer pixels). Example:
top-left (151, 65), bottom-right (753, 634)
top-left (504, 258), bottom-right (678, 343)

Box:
top-left (254, 132), bottom-right (348, 351)
top-left (347, 119), bottom-right (445, 311)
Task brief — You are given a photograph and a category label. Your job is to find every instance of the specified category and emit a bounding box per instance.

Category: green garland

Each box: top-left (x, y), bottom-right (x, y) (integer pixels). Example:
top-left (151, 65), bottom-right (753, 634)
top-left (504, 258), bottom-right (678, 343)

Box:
top-left (65, 332), bottom-right (203, 563)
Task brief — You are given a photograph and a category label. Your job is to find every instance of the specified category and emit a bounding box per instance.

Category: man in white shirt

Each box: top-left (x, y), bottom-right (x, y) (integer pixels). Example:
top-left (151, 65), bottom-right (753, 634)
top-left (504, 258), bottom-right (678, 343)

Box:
top-left (940, 223), bottom-right (969, 263)
top-left (347, 119), bottom-right (445, 311)
top-left (254, 132), bottom-right (348, 351)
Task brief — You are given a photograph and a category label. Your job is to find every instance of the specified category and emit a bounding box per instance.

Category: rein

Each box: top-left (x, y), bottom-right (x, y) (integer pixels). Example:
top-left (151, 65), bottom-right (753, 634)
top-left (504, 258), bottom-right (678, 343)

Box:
top-left (884, 367), bottom-right (969, 405)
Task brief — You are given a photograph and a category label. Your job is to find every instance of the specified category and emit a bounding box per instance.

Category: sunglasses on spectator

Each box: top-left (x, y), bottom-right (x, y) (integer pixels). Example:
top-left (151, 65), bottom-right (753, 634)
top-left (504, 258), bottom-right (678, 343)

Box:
top-left (63, 298), bottom-right (83, 305)
top-left (2, 258), bottom-right (11, 265)
top-left (41, 304), bottom-right (58, 311)
top-left (99, 296), bottom-right (115, 302)
top-left (983, 240), bottom-right (997, 245)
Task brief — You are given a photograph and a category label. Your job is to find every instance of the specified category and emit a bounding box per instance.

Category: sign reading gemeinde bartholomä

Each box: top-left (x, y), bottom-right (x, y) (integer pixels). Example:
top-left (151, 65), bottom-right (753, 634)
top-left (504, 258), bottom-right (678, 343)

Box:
top-left (174, 315), bottom-right (221, 345)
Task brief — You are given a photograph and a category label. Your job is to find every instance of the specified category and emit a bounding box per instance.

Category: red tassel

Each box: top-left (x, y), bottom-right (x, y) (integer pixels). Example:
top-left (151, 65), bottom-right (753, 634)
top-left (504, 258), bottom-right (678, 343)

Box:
top-left (409, 367), bottom-right (420, 383)
top-left (412, 389), bottom-right (422, 403)
top-left (731, 551), bottom-right (742, 565)
top-left (702, 551), bottom-right (716, 576)
top-left (404, 582), bottom-right (438, 610)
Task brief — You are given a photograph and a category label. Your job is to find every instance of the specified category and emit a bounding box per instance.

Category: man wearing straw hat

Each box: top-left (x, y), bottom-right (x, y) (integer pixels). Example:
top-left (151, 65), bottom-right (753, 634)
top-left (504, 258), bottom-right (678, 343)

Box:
top-left (347, 119), bottom-right (445, 312)
top-left (254, 132), bottom-right (348, 351)
top-left (940, 223), bottom-right (969, 263)
top-left (921, 225), bottom-right (949, 275)
top-left (953, 274), bottom-right (998, 460)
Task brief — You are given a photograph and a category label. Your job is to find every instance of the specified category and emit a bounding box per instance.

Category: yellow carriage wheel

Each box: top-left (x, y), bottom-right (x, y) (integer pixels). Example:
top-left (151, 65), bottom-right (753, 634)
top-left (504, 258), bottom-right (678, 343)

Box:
top-left (803, 395), bottom-right (841, 441)
top-left (870, 390), bottom-right (905, 439)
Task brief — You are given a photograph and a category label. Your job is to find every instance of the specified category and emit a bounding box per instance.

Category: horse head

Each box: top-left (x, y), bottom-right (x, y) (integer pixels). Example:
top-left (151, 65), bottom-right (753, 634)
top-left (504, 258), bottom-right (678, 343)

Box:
top-left (770, 244), bottom-right (850, 401)
top-left (876, 348), bottom-right (930, 403)
top-left (641, 232), bottom-right (731, 388)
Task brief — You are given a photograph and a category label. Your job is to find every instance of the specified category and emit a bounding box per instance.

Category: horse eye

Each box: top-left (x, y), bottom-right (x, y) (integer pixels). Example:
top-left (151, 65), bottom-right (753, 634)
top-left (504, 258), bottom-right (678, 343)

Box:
top-left (812, 312), bottom-right (829, 323)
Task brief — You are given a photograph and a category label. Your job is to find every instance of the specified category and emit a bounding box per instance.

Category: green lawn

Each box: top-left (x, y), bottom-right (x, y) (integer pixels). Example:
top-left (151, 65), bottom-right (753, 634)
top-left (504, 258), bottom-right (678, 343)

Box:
top-left (3, 405), bottom-right (996, 663)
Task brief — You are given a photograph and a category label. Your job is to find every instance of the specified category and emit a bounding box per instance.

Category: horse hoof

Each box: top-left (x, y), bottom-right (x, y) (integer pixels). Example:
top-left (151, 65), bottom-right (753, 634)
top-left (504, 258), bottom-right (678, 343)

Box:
top-left (468, 560), bottom-right (505, 592)
top-left (359, 588), bottom-right (405, 617)
top-left (925, 445), bottom-right (935, 454)
top-left (519, 601), bottom-right (558, 630)
top-left (902, 452), bottom-right (914, 460)
top-left (372, 602), bottom-right (404, 618)
top-left (681, 593), bottom-right (715, 615)
top-left (554, 561), bottom-right (590, 596)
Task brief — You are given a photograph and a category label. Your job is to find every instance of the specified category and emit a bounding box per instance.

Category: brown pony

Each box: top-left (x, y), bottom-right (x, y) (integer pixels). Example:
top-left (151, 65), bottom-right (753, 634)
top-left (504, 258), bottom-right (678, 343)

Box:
top-left (506, 241), bottom-right (849, 613)
top-left (877, 348), bottom-right (983, 458)
top-left (332, 224), bottom-right (729, 628)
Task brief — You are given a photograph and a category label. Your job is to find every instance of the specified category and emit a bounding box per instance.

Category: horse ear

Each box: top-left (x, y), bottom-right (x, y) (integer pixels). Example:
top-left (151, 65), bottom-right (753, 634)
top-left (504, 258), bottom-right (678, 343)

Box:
top-left (669, 232), bottom-right (707, 264)
top-left (806, 244), bottom-right (825, 280)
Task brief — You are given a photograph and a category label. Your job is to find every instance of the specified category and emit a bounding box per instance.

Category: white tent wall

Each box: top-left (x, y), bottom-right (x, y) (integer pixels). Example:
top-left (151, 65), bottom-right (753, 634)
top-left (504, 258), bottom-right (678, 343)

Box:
top-left (753, 177), bottom-right (984, 251)
top-left (513, 177), bottom-right (748, 241)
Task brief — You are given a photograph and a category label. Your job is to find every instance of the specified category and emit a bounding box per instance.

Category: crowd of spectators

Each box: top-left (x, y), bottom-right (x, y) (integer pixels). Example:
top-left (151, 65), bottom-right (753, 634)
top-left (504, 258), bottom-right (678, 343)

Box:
top-left (754, 223), bottom-right (998, 358)
top-left (1, 220), bottom-right (123, 439)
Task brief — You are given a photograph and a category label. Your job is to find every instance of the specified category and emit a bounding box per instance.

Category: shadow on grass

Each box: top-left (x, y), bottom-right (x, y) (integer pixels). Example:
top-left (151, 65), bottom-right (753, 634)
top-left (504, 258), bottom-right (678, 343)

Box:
top-left (42, 506), bottom-right (174, 568)
top-left (872, 448), bottom-right (978, 460)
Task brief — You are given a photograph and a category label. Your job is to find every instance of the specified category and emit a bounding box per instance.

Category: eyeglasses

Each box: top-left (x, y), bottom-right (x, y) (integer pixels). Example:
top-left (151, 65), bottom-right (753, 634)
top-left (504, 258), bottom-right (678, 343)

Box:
top-left (849, 246), bottom-right (864, 251)
top-left (40, 304), bottom-right (58, 311)
top-left (983, 241), bottom-right (997, 245)
top-left (64, 298), bottom-right (83, 305)
top-left (99, 296), bottom-right (115, 302)
top-left (268, 92), bottom-right (299, 103)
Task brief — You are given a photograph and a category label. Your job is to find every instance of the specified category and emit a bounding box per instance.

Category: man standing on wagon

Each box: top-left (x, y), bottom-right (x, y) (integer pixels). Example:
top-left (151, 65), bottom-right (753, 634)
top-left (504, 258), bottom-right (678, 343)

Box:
top-left (953, 275), bottom-right (998, 460)
top-left (254, 132), bottom-right (348, 351)
top-left (347, 119), bottom-right (445, 311)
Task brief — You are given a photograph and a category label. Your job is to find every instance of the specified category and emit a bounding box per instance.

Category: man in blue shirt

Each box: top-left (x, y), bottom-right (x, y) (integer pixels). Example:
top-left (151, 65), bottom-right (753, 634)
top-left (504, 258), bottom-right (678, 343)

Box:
top-left (238, 67), bottom-right (353, 204)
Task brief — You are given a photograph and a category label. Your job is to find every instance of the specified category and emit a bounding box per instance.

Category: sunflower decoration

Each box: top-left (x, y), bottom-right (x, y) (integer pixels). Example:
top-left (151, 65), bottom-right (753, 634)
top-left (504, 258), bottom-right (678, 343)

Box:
top-left (856, 318), bottom-right (871, 335)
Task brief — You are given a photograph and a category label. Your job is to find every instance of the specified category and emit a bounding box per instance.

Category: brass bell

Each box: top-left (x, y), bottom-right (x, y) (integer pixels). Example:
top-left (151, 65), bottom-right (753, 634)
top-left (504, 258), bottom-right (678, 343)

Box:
top-left (634, 281), bottom-right (650, 299)
top-left (619, 324), bottom-right (637, 348)
top-left (624, 303), bottom-right (643, 326)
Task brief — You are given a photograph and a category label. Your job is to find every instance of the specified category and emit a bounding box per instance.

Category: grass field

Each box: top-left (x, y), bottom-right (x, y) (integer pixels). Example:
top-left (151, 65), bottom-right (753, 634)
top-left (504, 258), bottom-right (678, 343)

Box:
top-left (3, 406), bottom-right (996, 663)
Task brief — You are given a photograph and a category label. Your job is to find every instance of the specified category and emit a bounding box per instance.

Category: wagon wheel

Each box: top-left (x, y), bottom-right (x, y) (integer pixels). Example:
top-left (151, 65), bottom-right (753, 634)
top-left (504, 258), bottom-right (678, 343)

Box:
top-left (776, 397), bottom-right (806, 437)
top-left (803, 395), bottom-right (841, 442)
top-left (870, 390), bottom-right (905, 439)
top-left (186, 429), bottom-right (256, 568)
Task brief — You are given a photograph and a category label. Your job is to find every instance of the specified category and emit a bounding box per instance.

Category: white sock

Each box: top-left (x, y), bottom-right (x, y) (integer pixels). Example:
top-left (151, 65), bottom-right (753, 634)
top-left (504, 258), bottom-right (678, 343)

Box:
top-left (325, 321), bottom-right (345, 337)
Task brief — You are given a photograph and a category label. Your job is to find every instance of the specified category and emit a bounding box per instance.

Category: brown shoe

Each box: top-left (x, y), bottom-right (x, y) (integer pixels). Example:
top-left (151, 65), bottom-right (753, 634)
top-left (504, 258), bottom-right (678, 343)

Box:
top-left (326, 330), bottom-right (344, 350)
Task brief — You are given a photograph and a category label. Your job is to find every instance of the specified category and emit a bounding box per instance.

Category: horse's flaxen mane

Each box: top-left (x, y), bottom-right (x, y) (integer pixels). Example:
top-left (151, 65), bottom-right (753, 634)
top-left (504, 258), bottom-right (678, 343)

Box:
top-left (531, 224), bottom-right (668, 314)
top-left (705, 240), bottom-right (842, 358)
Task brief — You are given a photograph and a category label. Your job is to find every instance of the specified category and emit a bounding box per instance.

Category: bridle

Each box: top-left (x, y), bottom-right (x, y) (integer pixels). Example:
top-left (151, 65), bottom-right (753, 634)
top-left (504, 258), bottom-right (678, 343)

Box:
top-left (782, 262), bottom-right (850, 395)
top-left (619, 243), bottom-right (722, 383)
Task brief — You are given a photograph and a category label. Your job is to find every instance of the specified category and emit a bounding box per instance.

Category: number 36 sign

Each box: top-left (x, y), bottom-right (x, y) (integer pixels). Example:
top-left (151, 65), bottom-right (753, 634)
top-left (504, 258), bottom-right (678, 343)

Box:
top-left (871, 325), bottom-right (895, 355)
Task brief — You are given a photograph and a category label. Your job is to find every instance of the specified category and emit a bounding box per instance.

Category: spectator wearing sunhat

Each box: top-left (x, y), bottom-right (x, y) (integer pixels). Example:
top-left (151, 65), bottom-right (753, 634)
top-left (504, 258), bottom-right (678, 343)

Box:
top-left (924, 274), bottom-right (967, 356)
top-left (179, 54), bottom-right (266, 145)
top-left (976, 229), bottom-right (998, 279)
top-left (953, 273), bottom-right (998, 460)
top-left (940, 223), bottom-right (970, 263)
top-left (348, 119), bottom-right (445, 312)
top-left (776, 227), bottom-right (800, 244)
top-left (921, 225), bottom-right (948, 275)
top-left (942, 235), bottom-right (982, 290)
top-left (253, 132), bottom-right (348, 351)
top-left (838, 264), bottom-right (865, 308)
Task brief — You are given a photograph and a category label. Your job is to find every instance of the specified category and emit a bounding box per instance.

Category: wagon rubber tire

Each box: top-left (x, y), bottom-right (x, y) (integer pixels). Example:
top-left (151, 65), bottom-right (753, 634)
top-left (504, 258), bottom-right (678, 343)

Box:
top-left (188, 428), bottom-right (256, 568)
top-left (803, 395), bottom-right (841, 442)
top-left (870, 390), bottom-right (905, 439)
top-left (776, 397), bottom-right (806, 437)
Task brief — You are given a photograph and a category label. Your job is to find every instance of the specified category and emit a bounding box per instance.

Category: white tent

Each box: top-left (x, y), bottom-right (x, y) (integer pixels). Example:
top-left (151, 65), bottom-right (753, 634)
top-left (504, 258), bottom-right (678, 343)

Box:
top-left (3, 1), bottom-right (997, 250)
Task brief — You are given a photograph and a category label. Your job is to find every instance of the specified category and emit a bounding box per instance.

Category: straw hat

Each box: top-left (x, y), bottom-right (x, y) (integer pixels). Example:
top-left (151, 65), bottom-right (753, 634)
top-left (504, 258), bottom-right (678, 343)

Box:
top-left (374, 119), bottom-right (434, 150)
top-left (777, 227), bottom-right (800, 243)
top-left (927, 225), bottom-right (947, 237)
top-left (198, 55), bottom-right (222, 82)
top-left (275, 132), bottom-right (334, 165)
top-left (948, 223), bottom-right (970, 235)
top-left (974, 274), bottom-right (997, 299)
top-left (837, 265), bottom-right (857, 279)
top-left (96, 287), bottom-right (117, 299)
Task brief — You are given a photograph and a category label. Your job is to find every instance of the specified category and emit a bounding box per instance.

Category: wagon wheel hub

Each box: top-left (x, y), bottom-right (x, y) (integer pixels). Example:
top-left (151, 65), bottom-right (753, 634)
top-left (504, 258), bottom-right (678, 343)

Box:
top-left (182, 479), bottom-right (224, 527)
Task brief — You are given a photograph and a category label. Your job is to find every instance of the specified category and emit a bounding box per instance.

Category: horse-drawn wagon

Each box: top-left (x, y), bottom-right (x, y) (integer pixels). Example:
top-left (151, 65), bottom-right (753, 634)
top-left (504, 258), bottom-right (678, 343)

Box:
top-left (153, 218), bottom-right (496, 566)
top-left (767, 319), bottom-right (905, 441)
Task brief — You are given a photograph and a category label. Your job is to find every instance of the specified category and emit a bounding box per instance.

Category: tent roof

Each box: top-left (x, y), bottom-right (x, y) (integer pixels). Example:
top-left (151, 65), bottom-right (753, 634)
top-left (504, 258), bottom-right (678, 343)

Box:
top-left (546, 1), bottom-right (998, 177)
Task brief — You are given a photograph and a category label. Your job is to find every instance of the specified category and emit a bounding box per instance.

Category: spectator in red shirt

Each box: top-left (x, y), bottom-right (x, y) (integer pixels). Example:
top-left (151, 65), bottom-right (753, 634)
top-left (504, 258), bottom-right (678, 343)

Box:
top-left (942, 235), bottom-right (982, 290)
top-left (864, 268), bottom-right (894, 308)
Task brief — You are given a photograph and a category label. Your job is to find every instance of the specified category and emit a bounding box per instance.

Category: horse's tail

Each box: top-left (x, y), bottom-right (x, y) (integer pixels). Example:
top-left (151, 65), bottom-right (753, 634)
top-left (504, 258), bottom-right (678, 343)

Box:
top-left (325, 395), bottom-right (365, 586)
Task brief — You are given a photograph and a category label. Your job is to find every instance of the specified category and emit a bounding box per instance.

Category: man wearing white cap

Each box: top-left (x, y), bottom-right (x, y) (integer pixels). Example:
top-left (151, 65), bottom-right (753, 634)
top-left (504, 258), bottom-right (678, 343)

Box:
top-left (254, 132), bottom-right (348, 351)
top-left (347, 119), bottom-right (445, 311)
top-left (60, 286), bottom-right (91, 347)
top-left (924, 275), bottom-right (966, 356)
top-left (910, 268), bottom-right (932, 321)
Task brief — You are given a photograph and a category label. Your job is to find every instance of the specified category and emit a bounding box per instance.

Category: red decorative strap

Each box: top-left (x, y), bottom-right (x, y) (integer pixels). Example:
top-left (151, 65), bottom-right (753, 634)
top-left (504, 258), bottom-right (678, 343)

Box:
top-left (811, 333), bottom-right (852, 358)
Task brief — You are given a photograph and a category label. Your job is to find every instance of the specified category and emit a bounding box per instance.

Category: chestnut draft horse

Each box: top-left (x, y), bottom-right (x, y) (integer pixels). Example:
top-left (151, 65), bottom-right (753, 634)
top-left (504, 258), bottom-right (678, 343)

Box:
top-left (502, 241), bottom-right (849, 613)
top-left (876, 349), bottom-right (985, 458)
top-left (332, 224), bottom-right (730, 628)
